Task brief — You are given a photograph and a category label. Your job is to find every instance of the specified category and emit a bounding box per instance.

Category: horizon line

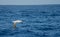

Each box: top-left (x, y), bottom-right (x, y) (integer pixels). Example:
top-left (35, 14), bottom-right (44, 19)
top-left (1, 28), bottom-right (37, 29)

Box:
top-left (0, 4), bottom-right (60, 5)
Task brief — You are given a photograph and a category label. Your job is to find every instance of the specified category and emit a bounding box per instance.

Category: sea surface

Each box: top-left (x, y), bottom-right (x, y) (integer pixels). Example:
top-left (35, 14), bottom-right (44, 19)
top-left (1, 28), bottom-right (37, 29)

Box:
top-left (0, 5), bottom-right (60, 37)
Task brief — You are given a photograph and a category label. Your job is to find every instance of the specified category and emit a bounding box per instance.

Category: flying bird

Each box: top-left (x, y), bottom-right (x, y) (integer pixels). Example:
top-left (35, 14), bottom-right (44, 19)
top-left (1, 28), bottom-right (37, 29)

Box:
top-left (12, 20), bottom-right (23, 28)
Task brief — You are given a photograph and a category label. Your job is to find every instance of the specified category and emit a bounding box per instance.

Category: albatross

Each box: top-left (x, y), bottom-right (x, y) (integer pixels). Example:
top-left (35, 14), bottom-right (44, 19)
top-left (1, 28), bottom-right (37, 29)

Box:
top-left (12, 20), bottom-right (23, 28)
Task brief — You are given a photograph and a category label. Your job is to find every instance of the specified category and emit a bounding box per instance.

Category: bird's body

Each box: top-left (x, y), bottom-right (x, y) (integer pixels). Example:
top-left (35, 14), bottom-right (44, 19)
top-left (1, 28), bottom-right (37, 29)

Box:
top-left (13, 20), bottom-right (22, 28)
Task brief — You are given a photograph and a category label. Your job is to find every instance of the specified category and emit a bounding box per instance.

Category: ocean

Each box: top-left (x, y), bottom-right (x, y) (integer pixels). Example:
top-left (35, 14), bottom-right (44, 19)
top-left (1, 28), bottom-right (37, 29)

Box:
top-left (0, 5), bottom-right (60, 37)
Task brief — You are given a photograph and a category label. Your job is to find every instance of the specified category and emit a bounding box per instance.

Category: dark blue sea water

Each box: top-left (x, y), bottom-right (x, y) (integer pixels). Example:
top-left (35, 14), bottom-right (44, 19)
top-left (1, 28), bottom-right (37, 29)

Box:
top-left (0, 5), bottom-right (60, 37)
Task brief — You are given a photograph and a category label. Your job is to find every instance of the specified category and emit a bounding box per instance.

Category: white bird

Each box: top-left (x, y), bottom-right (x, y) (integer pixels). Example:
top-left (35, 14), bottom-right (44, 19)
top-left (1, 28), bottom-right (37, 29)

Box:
top-left (12, 20), bottom-right (23, 28)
